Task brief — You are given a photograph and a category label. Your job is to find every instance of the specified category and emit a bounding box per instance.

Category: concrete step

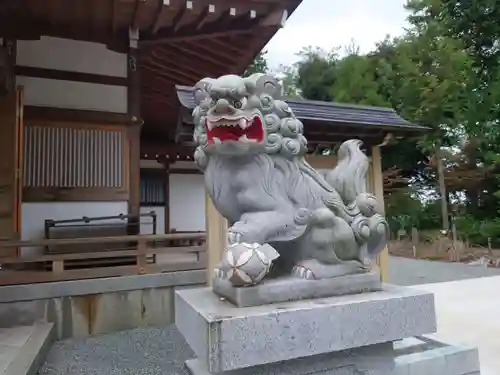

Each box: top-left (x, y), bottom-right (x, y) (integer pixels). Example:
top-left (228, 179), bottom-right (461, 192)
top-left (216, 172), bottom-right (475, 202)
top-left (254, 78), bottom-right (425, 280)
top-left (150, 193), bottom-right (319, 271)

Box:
top-left (0, 323), bottom-right (55, 375)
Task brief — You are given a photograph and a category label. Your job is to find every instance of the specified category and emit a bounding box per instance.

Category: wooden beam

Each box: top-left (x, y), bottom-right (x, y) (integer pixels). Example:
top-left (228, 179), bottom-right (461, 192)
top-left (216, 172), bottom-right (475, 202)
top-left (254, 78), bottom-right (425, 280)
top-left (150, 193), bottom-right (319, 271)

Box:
top-left (14, 65), bottom-right (127, 86)
top-left (371, 145), bottom-right (389, 282)
top-left (1, 16), bottom-right (128, 52)
top-left (205, 192), bottom-right (227, 286)
top-left (170, 168), bottom-right (201, 175)
top-left (141, 26), bottom-right (254, 45)
top-left (23, 187), bottom-right (129, 202)
top-left (127, 28), bottom-right (143, 234)
top-left (132, 0), bottom-right (142, 30)
top-left (141, 3), bottom-right (285, 46)
top-left (24, 106), bottom-right (134, 124)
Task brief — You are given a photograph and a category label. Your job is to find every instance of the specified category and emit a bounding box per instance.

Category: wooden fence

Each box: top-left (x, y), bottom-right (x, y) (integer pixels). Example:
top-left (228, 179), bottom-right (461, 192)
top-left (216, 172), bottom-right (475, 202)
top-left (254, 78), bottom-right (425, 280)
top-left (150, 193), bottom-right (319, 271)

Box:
top-left (0, 233), bottom-right (206, 286)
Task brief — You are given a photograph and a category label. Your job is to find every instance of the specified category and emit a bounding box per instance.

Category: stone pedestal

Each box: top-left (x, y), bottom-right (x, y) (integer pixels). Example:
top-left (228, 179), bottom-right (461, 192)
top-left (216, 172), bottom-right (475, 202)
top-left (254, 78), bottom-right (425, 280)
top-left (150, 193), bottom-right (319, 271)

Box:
top-left (175, 285), bottom-right (481, 375)
top-left (212, 270), bottom-right (382, 307)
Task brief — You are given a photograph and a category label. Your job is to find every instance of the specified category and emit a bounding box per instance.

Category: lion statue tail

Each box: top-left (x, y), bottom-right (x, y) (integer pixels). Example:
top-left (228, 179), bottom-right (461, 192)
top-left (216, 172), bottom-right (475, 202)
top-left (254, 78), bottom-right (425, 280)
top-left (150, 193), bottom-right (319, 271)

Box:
top-left (324, 140), bottom-right (389, 259)
top-left (325, 139), bottom-right (369, 204)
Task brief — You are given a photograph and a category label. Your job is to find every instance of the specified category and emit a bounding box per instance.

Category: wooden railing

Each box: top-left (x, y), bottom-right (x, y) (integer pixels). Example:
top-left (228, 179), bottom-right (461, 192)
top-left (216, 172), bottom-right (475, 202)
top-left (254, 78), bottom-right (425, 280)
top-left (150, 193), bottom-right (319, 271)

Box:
top-left (0, 233), bottom-right (206, 286)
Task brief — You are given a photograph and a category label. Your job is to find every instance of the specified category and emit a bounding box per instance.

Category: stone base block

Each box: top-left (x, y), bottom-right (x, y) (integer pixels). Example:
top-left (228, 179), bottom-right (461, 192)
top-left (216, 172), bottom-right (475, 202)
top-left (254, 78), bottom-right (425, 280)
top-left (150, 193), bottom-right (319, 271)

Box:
top-left (175, 284), bottom-right (437, 373)
top-left (212, 271), bottom-right (382, 307)
top-left (185, 336), bottom-right (480, 375)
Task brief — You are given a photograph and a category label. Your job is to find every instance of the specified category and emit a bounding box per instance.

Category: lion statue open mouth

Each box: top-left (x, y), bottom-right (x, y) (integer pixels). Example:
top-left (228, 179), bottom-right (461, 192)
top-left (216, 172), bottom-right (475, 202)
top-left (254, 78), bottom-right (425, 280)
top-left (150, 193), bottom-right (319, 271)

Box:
top-left (192, 73), bottom-right (389, 286)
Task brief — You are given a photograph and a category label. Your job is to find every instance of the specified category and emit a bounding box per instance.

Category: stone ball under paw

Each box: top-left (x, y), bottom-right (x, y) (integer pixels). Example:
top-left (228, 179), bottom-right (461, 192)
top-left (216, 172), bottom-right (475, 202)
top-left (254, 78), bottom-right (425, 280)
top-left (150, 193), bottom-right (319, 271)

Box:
top-left (218, 243), bottom-right (279, 287)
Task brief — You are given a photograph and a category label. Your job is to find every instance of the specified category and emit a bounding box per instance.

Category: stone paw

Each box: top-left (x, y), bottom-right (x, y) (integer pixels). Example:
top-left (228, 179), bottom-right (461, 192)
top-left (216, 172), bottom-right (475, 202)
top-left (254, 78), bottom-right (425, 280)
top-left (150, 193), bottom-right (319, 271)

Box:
top-left (227, 220), bottom-right (264, 244)
top-left (213, 268), bottom-right (225, 279)
top-left (227, 230), bottom-right (242, 245)
top-left (292, 259), bottom-right (367, 279)
top-left (292, 265), bottom-right (316, 280)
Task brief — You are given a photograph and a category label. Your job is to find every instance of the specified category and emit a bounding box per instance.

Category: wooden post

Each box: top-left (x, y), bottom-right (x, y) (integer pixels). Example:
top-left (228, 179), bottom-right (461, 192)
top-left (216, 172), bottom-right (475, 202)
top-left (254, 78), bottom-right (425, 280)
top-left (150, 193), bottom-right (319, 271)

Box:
top-left (436, 149), bottom-right (449, 231)
top-left (127, 28), bottom-right (142, 234)
top-left (205, 192), bottom-right (227, 286)
top-left (136, 238), bottom-right (147, 274)
top-left (371, 145), bottom-right (389, 282)
top-left (163, 161), bottom-right (170, 234)
top-left (0, 38), bottom-right (16, 95)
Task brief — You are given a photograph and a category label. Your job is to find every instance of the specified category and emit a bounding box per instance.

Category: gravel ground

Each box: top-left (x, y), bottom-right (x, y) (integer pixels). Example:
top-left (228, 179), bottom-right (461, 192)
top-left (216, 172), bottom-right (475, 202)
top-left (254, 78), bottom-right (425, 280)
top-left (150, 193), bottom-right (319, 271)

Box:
top-left (38, 327), bottom-right (193, 375)
top-left (38, 256), bottom-right (500, 375)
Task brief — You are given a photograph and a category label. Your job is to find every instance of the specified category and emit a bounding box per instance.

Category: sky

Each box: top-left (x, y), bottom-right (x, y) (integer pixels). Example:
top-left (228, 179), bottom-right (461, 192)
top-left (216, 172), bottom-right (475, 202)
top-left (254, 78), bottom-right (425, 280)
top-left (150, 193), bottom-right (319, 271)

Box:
top-left (264, 0), bottom-right (411, 69)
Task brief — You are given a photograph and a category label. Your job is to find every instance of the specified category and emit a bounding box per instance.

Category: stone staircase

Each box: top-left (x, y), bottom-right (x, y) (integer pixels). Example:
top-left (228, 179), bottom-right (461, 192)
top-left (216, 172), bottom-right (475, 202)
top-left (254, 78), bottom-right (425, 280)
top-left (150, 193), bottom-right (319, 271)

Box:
top-left (0, 323), bottom-right (54, 375)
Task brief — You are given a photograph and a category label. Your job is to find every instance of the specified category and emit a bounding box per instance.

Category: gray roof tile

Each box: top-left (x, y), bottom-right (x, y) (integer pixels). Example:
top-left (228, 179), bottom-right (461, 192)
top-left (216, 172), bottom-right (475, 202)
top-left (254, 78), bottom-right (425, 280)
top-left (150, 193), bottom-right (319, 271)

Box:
top-left (175, 85), bottom-right (428, 132)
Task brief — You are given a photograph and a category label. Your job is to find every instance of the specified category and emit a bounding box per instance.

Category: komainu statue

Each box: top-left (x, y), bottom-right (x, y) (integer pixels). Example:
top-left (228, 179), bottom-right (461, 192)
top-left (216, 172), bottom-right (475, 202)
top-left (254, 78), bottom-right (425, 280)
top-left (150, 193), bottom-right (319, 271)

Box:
top-left (192, 73), bottom-right (389, 288)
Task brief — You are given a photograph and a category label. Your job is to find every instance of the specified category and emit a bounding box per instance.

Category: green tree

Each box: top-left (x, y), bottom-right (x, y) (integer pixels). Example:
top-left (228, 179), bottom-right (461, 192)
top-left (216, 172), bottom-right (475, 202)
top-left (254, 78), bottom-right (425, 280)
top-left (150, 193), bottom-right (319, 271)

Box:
top-left (406, 0), bottom-right (500, 220)
top-left (294, 46), bottom-right (338, 101)
top-left (244, 50), bottom-right (269, 76)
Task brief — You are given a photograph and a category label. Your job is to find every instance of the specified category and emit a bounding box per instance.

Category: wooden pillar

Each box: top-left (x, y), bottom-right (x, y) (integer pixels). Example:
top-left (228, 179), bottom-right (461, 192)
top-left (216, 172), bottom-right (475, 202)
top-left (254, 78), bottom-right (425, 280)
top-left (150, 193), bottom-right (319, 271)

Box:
top-left (371, 145), bottom-right (389, 282)
top-left (0, 38), bottom-right (16, 95)
top-left (163, 162), bottom-right (170, 233)
top-left (127, 28), bottom-right (142, 234)
top-left (205, 192), bottom-right (227, 286)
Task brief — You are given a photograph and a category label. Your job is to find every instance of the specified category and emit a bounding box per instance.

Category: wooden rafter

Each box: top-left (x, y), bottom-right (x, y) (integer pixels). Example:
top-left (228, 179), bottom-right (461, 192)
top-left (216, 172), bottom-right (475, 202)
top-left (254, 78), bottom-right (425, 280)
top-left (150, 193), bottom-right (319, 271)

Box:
top-left (201, 34), bottom-right (243, 55)
top-left (171, 1), bottom-right (190, 32)
top-left (150, 47), bottom-right (225, 77)
top-left (141, 8), bottom-right (263, 45)
top-left (151, 0), bottom-right (176, 34)
top-left (187, 39), bottom-right (239, 63)
top-left (174, 0), bottom-right (203, 32)
top-left (161, 42), bottom-right (229, 69)
top-left (194, 4), bottom-right (215, 30)
top-left (141, 59), bottom-right (198, 85)
top-left (142, 94), bottom-right (173, 106)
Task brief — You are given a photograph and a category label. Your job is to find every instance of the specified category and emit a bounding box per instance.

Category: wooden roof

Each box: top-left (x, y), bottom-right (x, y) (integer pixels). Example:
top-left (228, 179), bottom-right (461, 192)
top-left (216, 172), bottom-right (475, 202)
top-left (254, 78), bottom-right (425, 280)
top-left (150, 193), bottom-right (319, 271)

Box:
top-left (174, 84), bottom-right (428, 150)
top-left (0, 0), bottom-right (302, 132)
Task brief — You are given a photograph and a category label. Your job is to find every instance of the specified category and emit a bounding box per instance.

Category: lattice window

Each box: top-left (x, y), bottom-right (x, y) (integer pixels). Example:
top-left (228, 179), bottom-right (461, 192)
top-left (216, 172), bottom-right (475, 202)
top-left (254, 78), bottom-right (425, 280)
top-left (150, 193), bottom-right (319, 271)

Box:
top-left (140, 171), bottom-right (166, 206)
top-left (23, 123), bottom-right (127, 188)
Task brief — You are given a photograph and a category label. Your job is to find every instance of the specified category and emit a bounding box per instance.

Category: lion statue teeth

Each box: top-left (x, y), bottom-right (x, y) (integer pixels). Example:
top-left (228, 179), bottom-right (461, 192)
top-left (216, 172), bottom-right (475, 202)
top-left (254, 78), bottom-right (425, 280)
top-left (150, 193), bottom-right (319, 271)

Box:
top-left (192, 73), bottom-right (389, 286)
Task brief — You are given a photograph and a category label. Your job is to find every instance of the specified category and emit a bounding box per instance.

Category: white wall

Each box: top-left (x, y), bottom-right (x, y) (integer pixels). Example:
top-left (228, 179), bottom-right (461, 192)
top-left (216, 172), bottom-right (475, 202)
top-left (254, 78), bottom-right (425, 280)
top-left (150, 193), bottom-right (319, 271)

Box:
top-left (17, 37), bottom-right (129, 253)
top-left (140, 206), bottom-right (165, 235)
top-left (17, 76), bottom-right (127, 113)
top-left (16, 37), bottom-right (127, 76)
top-left (139, 160), bottom-right (205, 233)
top-left (16, 36), bottom-right (127, 113)
top-left (169, 174), bottom-right (205, 232)
top-left (139, 173), bottom-right (206, 234)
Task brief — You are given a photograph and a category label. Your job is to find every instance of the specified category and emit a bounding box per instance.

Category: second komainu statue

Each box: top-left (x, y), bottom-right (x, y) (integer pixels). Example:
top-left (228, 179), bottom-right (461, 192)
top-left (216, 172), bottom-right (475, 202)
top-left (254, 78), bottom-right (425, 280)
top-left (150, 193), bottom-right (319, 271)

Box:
top-left (191, 73), bottom-right (389, 289)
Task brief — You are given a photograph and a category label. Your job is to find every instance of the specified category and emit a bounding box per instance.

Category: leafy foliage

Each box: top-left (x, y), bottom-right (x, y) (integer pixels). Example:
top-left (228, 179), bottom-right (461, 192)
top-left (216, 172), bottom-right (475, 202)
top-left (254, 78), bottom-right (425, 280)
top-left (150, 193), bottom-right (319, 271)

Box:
top-left (244, 51), bottom-right (269, 76)
top-left (267, 0), bottom-right (500, 244)
top-left (245, 3), bottom-right (500, 244)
